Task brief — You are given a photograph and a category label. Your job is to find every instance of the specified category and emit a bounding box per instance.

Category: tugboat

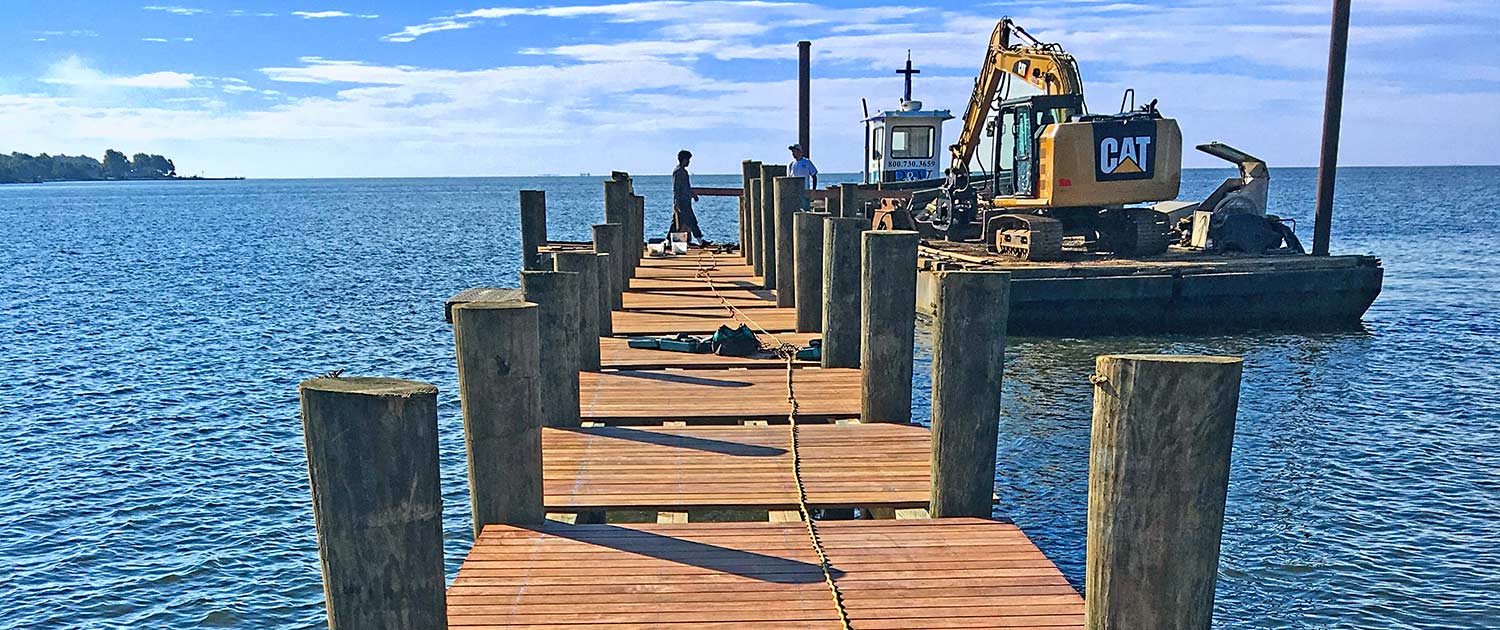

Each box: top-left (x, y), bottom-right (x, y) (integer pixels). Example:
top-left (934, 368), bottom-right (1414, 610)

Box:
top-left (861, 52), bottom-right (953, 187)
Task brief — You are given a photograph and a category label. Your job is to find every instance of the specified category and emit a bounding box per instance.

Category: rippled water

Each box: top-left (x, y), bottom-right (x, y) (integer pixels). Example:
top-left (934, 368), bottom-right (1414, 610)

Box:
top-left (2, 168), bottom-right (1496, 629)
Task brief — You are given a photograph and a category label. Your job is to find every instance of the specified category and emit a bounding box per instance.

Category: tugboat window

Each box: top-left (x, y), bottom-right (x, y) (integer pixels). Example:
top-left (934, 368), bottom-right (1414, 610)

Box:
top-left (890, 126), bottom-right (934, 159)
top-left (872, 127), bottom-right (884, 160)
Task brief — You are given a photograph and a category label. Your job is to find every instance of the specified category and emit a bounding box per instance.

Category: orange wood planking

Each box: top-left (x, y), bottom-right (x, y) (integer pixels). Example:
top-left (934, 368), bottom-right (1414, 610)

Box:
top-left (579, 368), bottom-right (858, 424)
top-left (612, 308), bottom-right (799, 335)
top-left (623, 289), bottom-right (780, 310)
top-left (543, 424), bottom-right (930, 511)
top-left (447, 519), bottom-right (1085, 629)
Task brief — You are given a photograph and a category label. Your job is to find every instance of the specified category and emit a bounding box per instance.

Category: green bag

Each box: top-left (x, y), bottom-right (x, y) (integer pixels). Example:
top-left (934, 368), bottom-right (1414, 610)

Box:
top-left (710, 324), bottom-right (760, 357)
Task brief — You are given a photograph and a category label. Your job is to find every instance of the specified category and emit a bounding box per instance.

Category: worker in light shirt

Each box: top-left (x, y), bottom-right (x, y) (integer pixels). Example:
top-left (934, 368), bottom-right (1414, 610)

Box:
top-left (788, 144), bottom-right (817, 209)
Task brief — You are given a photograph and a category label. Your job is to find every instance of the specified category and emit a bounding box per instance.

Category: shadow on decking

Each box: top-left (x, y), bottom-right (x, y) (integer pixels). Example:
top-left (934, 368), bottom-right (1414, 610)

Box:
top-left (538, 523), bottom-right (837, 584)
top-left (610, 370), bottom-right (752, 387)
top-left (582, 426), bottom-right (785, 457)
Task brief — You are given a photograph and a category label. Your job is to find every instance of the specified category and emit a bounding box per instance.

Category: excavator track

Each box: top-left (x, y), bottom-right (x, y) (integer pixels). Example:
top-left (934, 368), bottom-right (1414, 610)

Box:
top-left (989, 214), bottom-right (1063, 261)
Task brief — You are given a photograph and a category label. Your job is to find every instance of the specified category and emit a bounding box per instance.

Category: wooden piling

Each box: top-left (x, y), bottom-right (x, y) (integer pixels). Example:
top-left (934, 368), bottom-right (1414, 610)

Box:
top-left (593, 252), bottom-right (613, 335)
top-left (452, 302), bottom-right (545, 535)
top-left (860, 230), bottom-right (918, 423)
top-left (299, 376), bottom-right (445, 630)
top-left (929, 271), bottom-right (1010, 518)
top-left (839, 183), bottom-right (863, 218)
top-left (1085, 354), bottom-right (1243, 630)
top-left (520, 190), bottom-right (547, 270)
top-left (821, 217), bottom-right (865, 368)
top-left (520, 270), bottom-right (583, 427)
top-left (741, 160), bottom-right (761, 262)
top-left (794, 211), bottom-right (826, 332)
top-left (604, 178), bottom-right (635, 278)
top-left (631, 194), bottom-right (646, 268)
top-left (758, 164), bottom-right (786, 288)
top-left (554, 252), bottom-right (604, 371)
top-left (748, 180), bottom-right (763, 277)
top-left (592, 223), bottom-right (625, 310)
top-left (774, 175), bottom-right (805, 307)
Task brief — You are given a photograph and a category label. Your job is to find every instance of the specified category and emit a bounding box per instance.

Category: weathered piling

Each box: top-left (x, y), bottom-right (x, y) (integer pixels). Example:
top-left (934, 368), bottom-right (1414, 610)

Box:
top-left (759, 164), bottom-right (786, 288)
top-left (1085, 354), bottom-right (1243, 630)
top-left (774, 176), bottom-right (805, 307)
top-left (928, 271), bottom-right (1010, 518)
top-left (741, 160), bottom-right (761, 262)
top-left (593, 252), bottom-right (614, 335)
top-left (553, 251), bottom-right (604, 371)
top-left (604, 178), bottom-right (635, 278)
top-left (748, 181), bottom-right (763, 277)
top-left (821, 217), bottom-right (865, 368)
top-left (592, 223), bottom-right (625, 309)
top-left (839, 183), bottom-right (863, 218)
top-left (860, 230), bottom-right (919, 423)
top-left (520, 190), bottom-right (548, 270)
top-left (631, 194), bottom-right (646, 266)
top-left (299, 376), bottom-right (445, 630)
top-left (793, 211), bottom-right (826, 332)
top-left (520, 270), bottom-right (582, 427)
top-left (451, 302), bottom-right (545, 535)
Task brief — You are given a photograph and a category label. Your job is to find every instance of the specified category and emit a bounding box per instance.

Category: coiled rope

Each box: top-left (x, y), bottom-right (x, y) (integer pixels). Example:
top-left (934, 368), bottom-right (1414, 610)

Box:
top-left (692, 246), bottom-right (853, 630)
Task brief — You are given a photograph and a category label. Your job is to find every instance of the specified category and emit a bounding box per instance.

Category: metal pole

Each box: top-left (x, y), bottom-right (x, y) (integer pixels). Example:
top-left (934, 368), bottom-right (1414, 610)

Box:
top-left (1312, 0), bottom-right (1351, 257)
top-left (798, 40), bottom-right (811, 157)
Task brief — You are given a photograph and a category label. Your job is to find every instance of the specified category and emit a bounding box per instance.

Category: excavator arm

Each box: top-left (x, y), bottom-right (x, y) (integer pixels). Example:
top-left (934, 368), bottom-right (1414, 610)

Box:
top-left (950, 19), bottom-right (1085, 172)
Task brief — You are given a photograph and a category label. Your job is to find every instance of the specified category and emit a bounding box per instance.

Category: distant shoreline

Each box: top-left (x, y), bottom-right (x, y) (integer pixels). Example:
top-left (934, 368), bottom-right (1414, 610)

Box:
top-left (0, 175), bottom-right (246, 185)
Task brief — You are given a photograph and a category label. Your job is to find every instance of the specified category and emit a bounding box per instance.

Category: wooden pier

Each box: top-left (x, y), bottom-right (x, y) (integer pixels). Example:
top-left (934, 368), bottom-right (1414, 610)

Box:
top-left (298, 172), bottom-right (1248, 630)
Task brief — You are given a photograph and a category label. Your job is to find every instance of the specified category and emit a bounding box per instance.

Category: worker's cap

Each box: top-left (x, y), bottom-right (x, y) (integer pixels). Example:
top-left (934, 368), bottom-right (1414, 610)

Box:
top-left (787, 144), bottom-right (802, 151)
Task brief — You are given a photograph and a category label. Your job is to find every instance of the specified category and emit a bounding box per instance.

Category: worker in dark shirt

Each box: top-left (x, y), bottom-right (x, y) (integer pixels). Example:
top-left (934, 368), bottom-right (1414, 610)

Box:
top-left (670, 149), bottom-right (708, 246)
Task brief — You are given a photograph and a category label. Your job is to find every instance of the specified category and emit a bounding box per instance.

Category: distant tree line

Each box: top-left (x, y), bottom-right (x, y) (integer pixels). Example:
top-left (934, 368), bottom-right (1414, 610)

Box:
top-left (0, 149), bottom-right (178, 183)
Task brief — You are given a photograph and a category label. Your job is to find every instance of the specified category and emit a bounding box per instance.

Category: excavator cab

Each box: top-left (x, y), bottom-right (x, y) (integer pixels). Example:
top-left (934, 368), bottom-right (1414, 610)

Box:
top-left (986, 94), bottom-right (1084, 201)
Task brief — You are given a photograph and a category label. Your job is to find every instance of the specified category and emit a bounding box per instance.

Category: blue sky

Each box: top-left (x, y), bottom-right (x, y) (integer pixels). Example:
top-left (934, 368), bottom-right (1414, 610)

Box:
top-left (2, 0), bottom-right (1497, 177)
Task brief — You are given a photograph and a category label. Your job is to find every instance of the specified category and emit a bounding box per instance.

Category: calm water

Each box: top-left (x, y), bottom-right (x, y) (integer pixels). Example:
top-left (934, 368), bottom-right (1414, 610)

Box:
top-left (1, 168), bottom-right (1496, 629)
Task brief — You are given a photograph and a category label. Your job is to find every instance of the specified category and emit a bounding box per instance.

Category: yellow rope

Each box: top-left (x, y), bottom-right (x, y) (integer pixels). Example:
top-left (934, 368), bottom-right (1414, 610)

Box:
top-left (692, 246), bottom-right (853, 630)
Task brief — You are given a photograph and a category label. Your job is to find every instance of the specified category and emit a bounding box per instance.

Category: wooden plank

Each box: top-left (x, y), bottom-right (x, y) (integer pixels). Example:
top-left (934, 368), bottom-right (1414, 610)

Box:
top-left (579, 368), bottom-right (859, 424)
top-left (612, 308), bottom-right (800, 335)
top-left (624, 289), bottom-right (779, 310)
top-left (447, 518), bottom-right (1084, 628)
top-left (631, 276), bottom-right (766, 291)
top-left (600, 333), bottom-right (818, 370)
top-left (635, 264), bottom-right (759, 279)
top-left (542, 424), bottom-right (932, 511)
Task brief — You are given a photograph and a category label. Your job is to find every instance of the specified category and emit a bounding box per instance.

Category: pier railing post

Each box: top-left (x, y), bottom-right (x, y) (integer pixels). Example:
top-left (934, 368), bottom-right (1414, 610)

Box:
top-left (521, 270), bottom-right (583, 427)
top-left (928, 271), bottom-right (1010, 518)
top-left (520, 190), bottom-right (547, 271)
top-left (774, 175), bottom-right (805, 307)
top-left (452, 302), bottom-right (545, 535)
top-left (554, 251), bottom-right (604, 371)
top-left (593, 252), bottom-right (614, 335)
top-left (821, 217), bottom-right (865, 368)
top-left (592, 223), bottom-right (625, 310)
top-left (794, 211), bottom-right (826, 332)
top-left (859, 230), bottom-right (919, 423)
top-left (758, 164), bottom-right (786, 288)
top-left (1085, 354), bottom-right (1243, 630)
top-left (604, 178), bottom-right (635, 278)
top-left (299, 376), bottom-right (445, 630)
top-left (741, 160), bottom-right (760, 262)
top-left (748, 180), bottom-right (763, 277)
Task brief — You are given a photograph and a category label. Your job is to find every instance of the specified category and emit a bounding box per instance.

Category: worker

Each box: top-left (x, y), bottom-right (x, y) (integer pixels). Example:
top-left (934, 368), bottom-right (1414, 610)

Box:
top-left (788, 144), bottom-right (818, 207)
top-left (670, 149), bottom-right (707, 246)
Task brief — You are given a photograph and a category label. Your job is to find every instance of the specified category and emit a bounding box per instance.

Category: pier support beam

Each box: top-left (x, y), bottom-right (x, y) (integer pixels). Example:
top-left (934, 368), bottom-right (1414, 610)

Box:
top-left (452, 302), bottom-right (545, 535)
top-left (1085, 354), bottom-right (1243, 630)
top-left (774, 176), bottom-right (805, 307)
top-left (553, 251), bottom-right (604, 371)
top-left (593, 223), bottom-right (625, 310)
top-left (299, 376), bottom-right (446, 630)
top-left (759, 164), bottom-right (786, 288)
top-left (839, 183), bottom-right (863, 218)
top-left (821, 217), bottom-right (865, 368)
top-left (1312, 0), bottom-right (1351, 256)
top-left (593, 252), bottom-right (613, 335)
top-left (631, 194), bottom-right (646, 267)
top-left (928, 271), bottom-right (1010, 518)
top-left (604, 177), bottom-right (636, 278)
top-left (741, 160), bottom-right (761, 262)
top-left (521, 270), bottom-right (582, 427)
top-left (794, 211), bottom-right (826, 332)
top-left (748, 181), bottom-right (763, 278)
top-left (859, 230), bottom-right (919, 423)
top-left (520, 190), bottom-right (547, 270)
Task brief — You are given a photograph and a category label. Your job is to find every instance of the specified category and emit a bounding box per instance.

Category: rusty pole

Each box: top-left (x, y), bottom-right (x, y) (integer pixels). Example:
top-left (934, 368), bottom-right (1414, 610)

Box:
top-left (1311, 0), bottom-right (1351, 256)
top-left (798, 40), bottom-right (811, 157)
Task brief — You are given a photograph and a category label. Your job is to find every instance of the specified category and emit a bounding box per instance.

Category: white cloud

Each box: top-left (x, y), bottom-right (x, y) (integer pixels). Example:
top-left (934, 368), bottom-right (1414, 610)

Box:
top-left (142, 37), bottom-right (170, 43)
top-left (142, 5), bottom-right (207, 15)
top-left (293, 10), bottom-right (380, 19)
top-left (42, 56), bottom-right (199, 89)
top-left (382, 20), bottom-right (475, 42)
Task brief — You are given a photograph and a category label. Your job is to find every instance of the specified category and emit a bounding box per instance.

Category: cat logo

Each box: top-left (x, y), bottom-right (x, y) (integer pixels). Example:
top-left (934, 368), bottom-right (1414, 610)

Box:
top-left (1093, 118), bottom-right (1157, 182)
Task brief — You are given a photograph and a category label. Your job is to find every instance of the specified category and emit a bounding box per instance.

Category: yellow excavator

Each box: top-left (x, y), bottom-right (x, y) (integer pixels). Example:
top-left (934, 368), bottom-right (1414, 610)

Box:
top-left (890, 18), bottom-right (1186, 260)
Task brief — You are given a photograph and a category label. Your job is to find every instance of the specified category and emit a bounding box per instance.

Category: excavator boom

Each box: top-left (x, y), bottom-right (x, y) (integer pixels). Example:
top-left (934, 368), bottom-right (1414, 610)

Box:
top-left (950, 19), bottom-right (1084, 171)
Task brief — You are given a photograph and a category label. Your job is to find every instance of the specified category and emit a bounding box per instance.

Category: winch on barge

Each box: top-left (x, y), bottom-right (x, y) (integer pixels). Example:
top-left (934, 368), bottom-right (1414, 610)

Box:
top-left (836, 18), bottom-right (1382, 335)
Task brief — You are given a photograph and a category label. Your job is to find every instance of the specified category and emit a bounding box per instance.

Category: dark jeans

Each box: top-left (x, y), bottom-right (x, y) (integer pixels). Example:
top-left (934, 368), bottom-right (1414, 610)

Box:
top-left (671, 201), bottom-right (703, 240)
